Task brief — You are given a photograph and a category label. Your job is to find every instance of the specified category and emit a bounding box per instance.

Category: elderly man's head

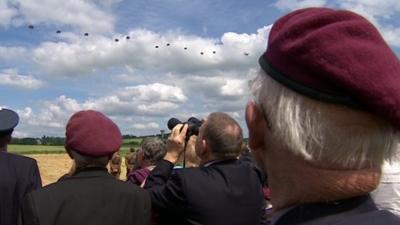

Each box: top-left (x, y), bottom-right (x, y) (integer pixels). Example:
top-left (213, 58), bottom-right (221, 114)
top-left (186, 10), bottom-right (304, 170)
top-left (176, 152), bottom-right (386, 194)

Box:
top-left (246, 8), bottom-right (400, 208)
top-left (196, 112), bottom-right (243, 164)
top-left (248, 71), bottom-right (399, 169)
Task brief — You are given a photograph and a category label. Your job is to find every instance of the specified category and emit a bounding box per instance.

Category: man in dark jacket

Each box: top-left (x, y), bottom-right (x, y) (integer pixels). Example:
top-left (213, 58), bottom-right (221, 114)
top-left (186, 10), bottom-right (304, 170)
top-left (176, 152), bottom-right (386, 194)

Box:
top-left (145, 112), bottom-right (266, 225)
top-left (20, 110), bottom-right (151, 225)
top-left (0, 108), bottom-right (42, 225)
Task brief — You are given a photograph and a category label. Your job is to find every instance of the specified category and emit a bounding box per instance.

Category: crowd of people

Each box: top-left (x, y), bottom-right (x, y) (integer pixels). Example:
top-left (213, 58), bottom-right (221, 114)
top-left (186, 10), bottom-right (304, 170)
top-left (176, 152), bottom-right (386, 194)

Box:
top-left (1, 7), bottom-right (400, 225)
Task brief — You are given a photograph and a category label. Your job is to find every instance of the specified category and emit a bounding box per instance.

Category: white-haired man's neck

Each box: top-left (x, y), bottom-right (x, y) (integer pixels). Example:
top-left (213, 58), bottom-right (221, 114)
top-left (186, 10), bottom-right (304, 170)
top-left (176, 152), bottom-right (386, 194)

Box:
top-left (264, 145), bottom-right (381, 210)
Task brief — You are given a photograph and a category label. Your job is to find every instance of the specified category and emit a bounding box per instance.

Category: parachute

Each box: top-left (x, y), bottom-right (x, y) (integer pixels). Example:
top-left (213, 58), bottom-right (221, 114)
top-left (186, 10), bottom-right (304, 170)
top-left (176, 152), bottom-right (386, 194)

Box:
top-left (22, 26), bottom-right (254, 57)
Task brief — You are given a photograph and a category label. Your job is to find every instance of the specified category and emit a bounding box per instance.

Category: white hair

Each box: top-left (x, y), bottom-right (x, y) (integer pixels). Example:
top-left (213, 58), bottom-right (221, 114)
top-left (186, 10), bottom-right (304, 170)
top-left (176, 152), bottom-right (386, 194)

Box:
top-left (250, 69), bottom-right (400, 169)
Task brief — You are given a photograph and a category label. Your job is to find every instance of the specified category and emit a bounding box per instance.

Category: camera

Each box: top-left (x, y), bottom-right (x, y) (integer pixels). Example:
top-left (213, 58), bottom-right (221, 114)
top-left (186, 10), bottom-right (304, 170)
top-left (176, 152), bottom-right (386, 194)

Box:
top-left (167, 117), bottom-right (202, 141)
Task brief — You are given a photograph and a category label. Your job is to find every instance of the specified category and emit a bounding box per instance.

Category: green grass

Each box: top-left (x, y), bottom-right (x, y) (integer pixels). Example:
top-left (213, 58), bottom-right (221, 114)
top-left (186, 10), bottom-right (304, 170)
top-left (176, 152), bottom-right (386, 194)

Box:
top-left (8, 144), bottom-right (137, 155)
top-left (8, 145), bottom-right (66, 154)
top-left (122, 137), bottom-right (142, 146)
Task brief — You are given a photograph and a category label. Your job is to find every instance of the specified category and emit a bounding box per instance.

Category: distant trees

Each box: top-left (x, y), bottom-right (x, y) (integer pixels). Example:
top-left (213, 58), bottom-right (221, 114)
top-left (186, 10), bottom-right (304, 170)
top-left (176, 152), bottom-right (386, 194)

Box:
top-left (10, 134), bottom-right (150, 145)
top-left (11, 136), bottom-right (65, 145)
top-left (11, 137), bottom-right (39, 145)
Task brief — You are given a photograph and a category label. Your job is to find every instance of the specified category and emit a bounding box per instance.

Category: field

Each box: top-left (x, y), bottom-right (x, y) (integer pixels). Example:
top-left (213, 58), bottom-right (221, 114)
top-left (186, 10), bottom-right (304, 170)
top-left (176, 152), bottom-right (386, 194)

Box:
top-left (8, 142), bottom-right (141, 155)
top-left (7, 137), bottom-right (149, 185)
top-left (8, 142), bottom-right (136, 186)
top-left (28, 154), bottom-right (128, 186)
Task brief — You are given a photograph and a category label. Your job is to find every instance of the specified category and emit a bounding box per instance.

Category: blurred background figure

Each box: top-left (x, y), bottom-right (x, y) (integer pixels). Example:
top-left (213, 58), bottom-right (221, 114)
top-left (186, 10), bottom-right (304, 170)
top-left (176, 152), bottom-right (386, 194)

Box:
top-left (125, 147), bottom-right (138, 179)
top-left (109, 152), bottom-right (122, 178)
top-left (0, 108), bottom-right (41, 225)
top-left (127, 137), bottom-right (166, 187)
top-left (372, 157), bottom-right (400, 216)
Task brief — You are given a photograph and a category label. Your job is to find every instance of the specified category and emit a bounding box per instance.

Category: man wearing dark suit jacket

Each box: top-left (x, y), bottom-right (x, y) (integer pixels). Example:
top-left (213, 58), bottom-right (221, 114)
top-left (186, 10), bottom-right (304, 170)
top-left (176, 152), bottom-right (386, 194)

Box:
top-left (20, 110), bottom-right (151, 225)
top-left (145, 112), bottom-right (266, 225)
top-left (0, 108), bottom-right (42, 225)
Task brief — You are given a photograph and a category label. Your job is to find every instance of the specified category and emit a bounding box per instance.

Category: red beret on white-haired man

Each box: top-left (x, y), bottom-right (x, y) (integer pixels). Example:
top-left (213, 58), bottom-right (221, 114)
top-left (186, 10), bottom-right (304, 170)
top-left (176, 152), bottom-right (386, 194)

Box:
top-left (246, 7), bottom-right (400, 225)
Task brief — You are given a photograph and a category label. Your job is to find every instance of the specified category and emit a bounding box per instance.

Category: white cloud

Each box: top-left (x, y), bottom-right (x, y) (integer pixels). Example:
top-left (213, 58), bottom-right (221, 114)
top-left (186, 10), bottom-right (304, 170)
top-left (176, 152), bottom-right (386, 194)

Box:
top-left (32, 27), bottom-right (270, 76)
top-left (14, 82), bottom-right (187, 136)
top-left (83, 83), bottom-right (187, 116)
top-left (0, 69), bottom-right (44, 89)
top-left (0, 46), bottom-right (28, 61)
top-left (2, 0), bottom-right (115, 33)
top-left (133, 122), bottom-right (160, 130)
top-left (0, 0), bottom-right (17, 26)
top-left (220, 79), bottom-right (248, 97)
top-left (274, 0), bottom-right (327, 11)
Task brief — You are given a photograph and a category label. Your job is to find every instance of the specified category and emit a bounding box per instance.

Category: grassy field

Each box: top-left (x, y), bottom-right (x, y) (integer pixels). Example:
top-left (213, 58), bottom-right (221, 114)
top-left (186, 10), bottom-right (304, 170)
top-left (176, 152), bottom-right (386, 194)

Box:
top-left (28, 154), bottom-right (128, 186)
top-left (9, 143), bottom-right (140, 155)
top-left (8, 138), bottom-right (147, 185)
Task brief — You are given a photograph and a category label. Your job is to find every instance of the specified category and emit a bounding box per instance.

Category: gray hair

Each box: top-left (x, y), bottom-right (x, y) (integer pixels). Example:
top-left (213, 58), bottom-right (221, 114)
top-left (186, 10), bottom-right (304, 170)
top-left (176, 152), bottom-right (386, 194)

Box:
top-left (70, 150), bottom-right (109, 169)
top-left (140, 137), bottom-right (166, 165)
top-left (250, 69), bottom-right (400, 168)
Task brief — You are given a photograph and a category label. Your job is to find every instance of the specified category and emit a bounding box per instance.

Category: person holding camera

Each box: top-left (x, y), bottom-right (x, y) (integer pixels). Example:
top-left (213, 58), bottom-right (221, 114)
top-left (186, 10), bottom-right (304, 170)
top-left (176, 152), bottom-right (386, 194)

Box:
top-left (144, 112), bottom-right (266, 225)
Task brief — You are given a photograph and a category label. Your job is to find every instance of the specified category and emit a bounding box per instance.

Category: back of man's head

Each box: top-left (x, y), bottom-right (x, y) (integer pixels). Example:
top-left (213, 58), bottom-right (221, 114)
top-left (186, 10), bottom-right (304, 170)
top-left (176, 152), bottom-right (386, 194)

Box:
top-left (65, 110), bottom-right (122, 168)
top-left (140, 137), bottom-right (166, 165)
top-left (204, 112), bottom-right (243, 159)
top-left (0, 108), bottom-right (19, 151)
top-left (252, 7), bottom-right (400, 169)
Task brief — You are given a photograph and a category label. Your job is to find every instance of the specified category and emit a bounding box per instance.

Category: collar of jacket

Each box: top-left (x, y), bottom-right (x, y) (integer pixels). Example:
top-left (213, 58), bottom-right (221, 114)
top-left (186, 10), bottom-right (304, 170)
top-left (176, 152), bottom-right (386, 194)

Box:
top-left (202, 158), bottom-right (238, 167)
top-left (274, 195), bottom-right (376, 225)
top-left (70, 167), bottom-right (112, 179)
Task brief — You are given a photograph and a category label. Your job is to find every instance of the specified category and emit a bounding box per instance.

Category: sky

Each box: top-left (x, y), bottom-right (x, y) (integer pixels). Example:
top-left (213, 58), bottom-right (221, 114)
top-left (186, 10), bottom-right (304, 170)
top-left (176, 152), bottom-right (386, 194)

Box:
top-left (0, 0), bottom-right (399, 138)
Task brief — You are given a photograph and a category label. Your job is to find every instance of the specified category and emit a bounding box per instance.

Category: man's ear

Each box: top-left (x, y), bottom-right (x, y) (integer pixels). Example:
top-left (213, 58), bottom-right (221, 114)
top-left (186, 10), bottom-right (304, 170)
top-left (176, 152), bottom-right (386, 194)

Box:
top-left (245, 101), bottom-right (268, 151)
top-left (198, 138), bottom-right (208, 157)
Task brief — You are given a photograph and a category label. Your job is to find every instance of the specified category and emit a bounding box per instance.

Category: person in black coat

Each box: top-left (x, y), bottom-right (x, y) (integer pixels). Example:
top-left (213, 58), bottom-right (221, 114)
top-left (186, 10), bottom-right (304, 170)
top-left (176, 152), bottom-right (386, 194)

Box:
top-left (0, 108), bottom-right (42, 225)
top-left (20, 110), bottom-right (151, 225)
top-left (144, 112), bottom-right (266, 225)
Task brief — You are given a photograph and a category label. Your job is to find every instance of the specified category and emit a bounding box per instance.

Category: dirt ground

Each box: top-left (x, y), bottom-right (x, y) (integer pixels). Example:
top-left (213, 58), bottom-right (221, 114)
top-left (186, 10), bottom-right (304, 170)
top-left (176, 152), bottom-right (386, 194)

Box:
top-left (30, 154), bottom-right (128, 186)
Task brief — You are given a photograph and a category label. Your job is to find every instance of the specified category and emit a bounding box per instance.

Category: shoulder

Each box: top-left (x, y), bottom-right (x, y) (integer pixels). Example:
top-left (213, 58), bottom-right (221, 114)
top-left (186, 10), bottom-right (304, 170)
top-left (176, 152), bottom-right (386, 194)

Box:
top-left (31, 175), bottom-right (149, 199)
top-left (333, 209), bottom-right (400, 225)
top-left (5, 152), bottom-right (37, 164)
top-left (0, 152), bottom-right (38, 168)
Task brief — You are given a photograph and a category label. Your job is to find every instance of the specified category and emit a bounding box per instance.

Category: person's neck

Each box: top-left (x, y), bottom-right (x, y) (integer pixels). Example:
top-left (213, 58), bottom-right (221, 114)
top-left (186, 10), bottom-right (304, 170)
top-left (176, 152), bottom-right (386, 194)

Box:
top-left (199, 154), bottom-right (219, 166)
top-left (265, 147), bottom-right (381, 210)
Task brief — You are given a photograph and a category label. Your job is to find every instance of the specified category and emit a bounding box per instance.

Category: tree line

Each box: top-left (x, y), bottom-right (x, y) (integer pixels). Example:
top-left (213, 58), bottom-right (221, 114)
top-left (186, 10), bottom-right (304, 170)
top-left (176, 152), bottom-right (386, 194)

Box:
top-left (10, 134), bottom-right (160, 146)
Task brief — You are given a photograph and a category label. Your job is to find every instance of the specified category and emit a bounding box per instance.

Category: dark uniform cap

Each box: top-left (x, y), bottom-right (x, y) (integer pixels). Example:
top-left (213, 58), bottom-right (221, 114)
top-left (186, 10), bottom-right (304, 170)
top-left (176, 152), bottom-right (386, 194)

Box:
top-left (0, 108), bottom-right (19, 136)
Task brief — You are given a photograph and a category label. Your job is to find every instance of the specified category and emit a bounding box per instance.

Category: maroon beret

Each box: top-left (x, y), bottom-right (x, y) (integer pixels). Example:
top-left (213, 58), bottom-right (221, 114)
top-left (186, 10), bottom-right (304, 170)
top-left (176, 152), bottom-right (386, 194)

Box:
top-left (65, 110), bottom-right (122, 157)
top-left (259, 8), bottom-right (400, 128)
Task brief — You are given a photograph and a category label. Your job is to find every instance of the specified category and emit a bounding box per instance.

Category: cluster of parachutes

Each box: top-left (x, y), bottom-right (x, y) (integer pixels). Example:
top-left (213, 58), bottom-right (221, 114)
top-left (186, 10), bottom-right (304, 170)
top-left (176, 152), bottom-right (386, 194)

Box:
top-left (27, 25), bottom-right (251, 56)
